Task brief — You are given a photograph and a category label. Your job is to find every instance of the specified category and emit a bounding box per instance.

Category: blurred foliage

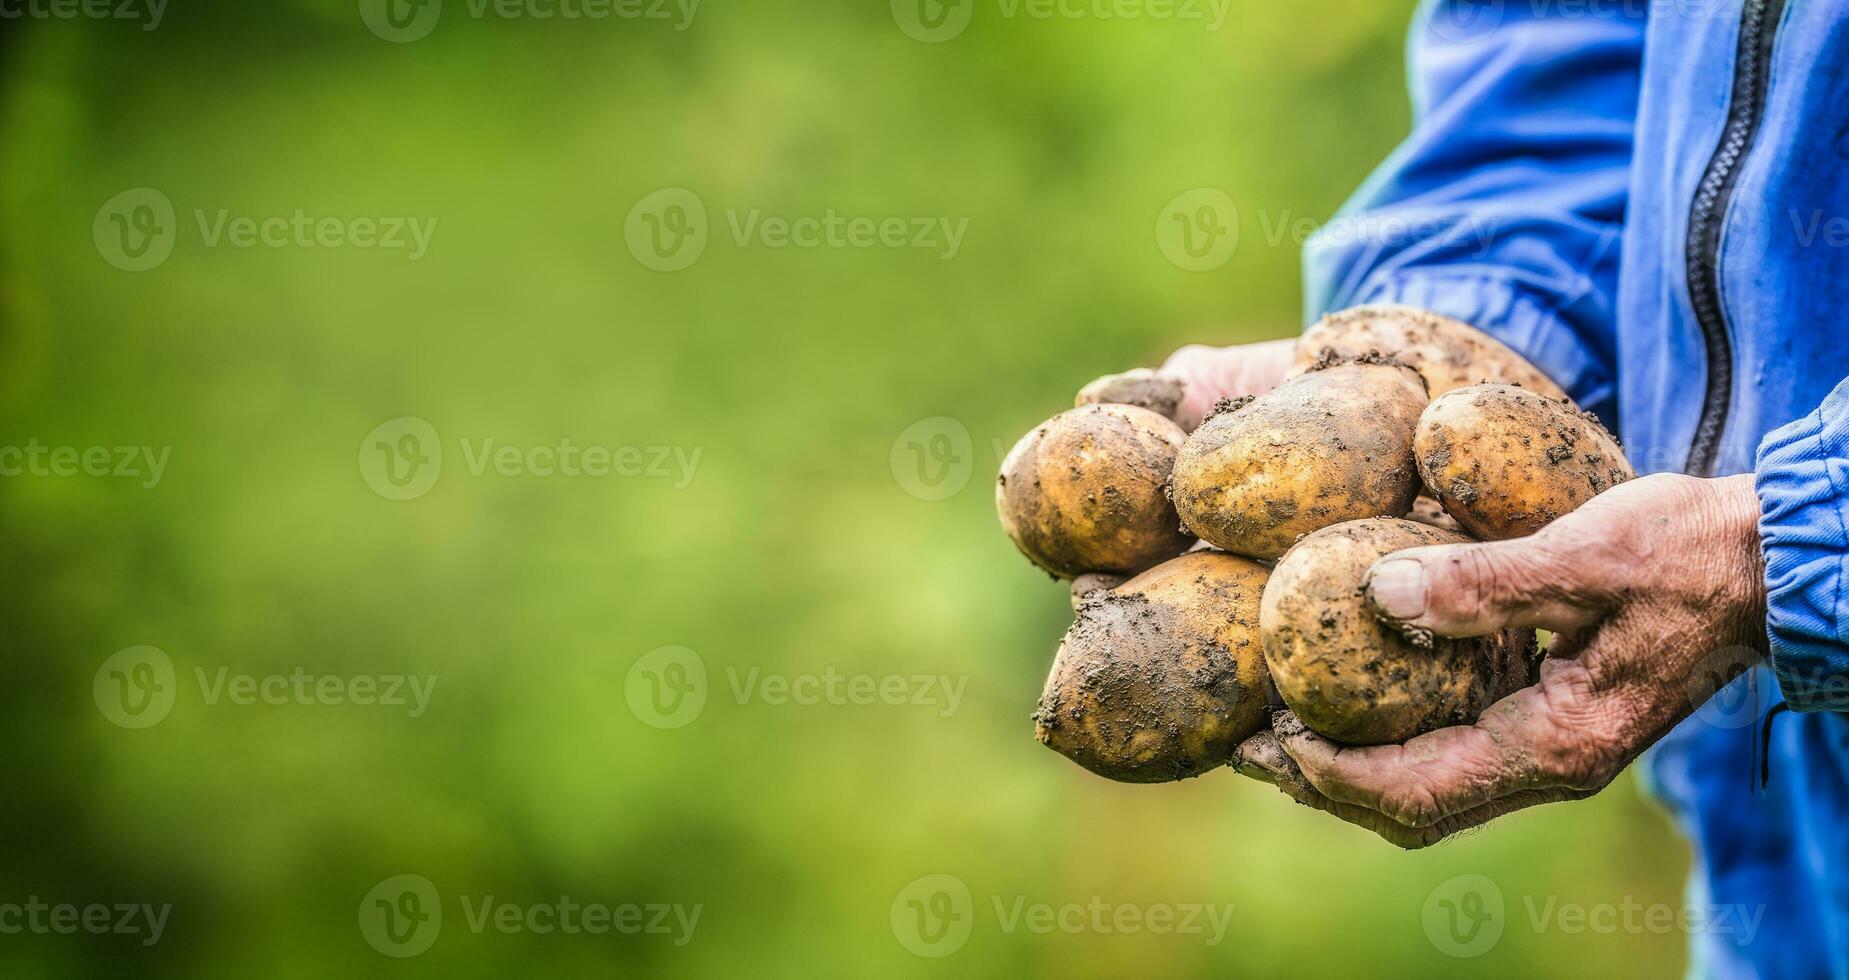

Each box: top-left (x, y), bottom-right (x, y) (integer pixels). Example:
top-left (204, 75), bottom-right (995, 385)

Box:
top-left (0, 0), bottom-right (1686, 976)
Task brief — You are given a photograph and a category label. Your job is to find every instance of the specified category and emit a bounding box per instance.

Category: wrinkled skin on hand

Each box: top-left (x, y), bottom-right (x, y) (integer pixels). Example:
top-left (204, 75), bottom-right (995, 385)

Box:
top-left (1234, 472), bottom-right (1768, 848)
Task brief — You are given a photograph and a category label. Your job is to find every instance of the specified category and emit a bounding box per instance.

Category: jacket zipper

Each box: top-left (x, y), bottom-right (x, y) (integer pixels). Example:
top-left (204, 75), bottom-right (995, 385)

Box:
top-left (1683, 0), bottom-right (1787, 475)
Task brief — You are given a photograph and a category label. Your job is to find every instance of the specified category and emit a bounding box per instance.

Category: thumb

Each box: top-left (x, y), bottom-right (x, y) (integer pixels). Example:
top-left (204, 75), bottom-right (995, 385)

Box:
top-left (1363, 538), bottom-right (1603, 638)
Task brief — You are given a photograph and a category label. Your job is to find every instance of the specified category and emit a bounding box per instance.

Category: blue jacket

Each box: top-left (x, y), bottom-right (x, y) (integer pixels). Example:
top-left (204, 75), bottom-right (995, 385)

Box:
top-left (1303, 2), bottom-right (1849, 976)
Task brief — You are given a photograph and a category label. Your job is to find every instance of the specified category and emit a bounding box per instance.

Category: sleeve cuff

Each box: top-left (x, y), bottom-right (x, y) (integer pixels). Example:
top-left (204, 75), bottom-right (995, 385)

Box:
top-left (1326, 272), bottom-right (1618, 428)
top-left (1756, 403), bottom-right (1849, 711)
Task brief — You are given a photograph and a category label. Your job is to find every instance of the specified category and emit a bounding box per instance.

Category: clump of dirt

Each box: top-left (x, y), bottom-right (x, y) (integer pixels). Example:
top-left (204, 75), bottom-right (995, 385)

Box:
top-left (1202, 395), bottom-right (1254, 424)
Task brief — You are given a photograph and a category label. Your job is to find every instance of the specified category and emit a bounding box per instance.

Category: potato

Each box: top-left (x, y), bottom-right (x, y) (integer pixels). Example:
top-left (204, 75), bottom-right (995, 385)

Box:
top-left (1416, 384), bottom-right (1634, 540)
top-left (1260, 518), bottom-right (1539, 745)
top-left (1293, 305), bottom-right (1568, 401)
top-left (1170, 356), bottom-right (1427, 559)
top-left (1404, 495), bottom-right (1463, 533)
top-left (1075, 368), bottom-right (1185, 423)
top-left (1033, 551), bottom-right (1274, 782)
top-left (996, 404), bottom-right (1195, 578)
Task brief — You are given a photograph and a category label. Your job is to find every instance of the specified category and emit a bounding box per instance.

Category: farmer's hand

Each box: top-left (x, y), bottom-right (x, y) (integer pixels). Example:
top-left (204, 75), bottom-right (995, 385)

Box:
top-left (1234, 472), bottom-right (1769, 848)
top-left (1077, 338), bottom-right (1295, 432)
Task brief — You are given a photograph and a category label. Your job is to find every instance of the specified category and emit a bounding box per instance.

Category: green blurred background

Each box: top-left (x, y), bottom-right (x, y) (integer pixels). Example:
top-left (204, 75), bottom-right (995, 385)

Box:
top-left (0, 0), bottom-right (1689, 975)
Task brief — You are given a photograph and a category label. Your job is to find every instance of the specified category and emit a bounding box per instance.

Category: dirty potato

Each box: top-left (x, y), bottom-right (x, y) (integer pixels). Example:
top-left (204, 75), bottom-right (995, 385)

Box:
top-left (1293, 304), bottom-right (1568, 401)
top-left (1034, 551), bottom-right (1274, 782)
top-left (1170, 357), bottom-right (1427, 560)
top-left (1416, 383), bottom-right (1634, 540)
top-left (1260, 518), bottom-right (1539, 745)
top-left (1074, 368), bottom-right (1186, 422)
top-left (996, 404), bottom-right (1195, 578)
top-left (1404, 495), bottom-right (1463, 533)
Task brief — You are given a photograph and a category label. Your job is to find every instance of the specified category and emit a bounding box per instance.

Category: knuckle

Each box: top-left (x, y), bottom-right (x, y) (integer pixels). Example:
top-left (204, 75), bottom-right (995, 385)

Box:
top-left (1436, 545), bottom-right (1526, 625)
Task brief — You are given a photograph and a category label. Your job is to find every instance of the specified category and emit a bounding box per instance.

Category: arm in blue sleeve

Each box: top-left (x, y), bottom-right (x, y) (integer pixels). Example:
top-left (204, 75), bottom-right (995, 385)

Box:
top-left (1302, 0), bottom-right (1645, 426)
top-left (1756, 380), bottom-right (1849, 712)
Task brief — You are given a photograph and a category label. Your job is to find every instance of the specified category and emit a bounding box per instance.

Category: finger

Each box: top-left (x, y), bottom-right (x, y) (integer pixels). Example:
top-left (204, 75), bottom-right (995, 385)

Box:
top-left (1159, 338), bottom-right (1295, 431)
top-left (1273, 661), bottom-right (1612, 827)
top-left (1237, 731), bottom-right (1584, 849)
top-left (1236, 730), bottom-right (1451, 847)
top-left (1230, 729), bottom-right (1296, 785)
top-left (1069, 573), bottom-right (1127, 611)
top-left (1363, 537), bottom-right (1609, 638)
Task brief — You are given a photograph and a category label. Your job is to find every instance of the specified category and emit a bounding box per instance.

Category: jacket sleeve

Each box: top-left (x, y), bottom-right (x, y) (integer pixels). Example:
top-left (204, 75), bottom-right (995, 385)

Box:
top-left (1756, 380), bottom-right (1849, 712)
top-left (1302, 0), bottom-right (1645, 426)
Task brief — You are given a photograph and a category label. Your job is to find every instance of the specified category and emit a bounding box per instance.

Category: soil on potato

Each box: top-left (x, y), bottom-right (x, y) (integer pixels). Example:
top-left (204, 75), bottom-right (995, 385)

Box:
top-left (1079, 372), bottom-right (1186, 420)
top-left (997, 404), bottom-right (1193, 577)
top-left (1034, 559), bottom-right (1271, 782)
top-left (1417, 387), bottom-right (1632, 540)
top-left (1263, 519), bottom-right (1541, 744)
top-left (1173, 363), bottom-right (1424, 559)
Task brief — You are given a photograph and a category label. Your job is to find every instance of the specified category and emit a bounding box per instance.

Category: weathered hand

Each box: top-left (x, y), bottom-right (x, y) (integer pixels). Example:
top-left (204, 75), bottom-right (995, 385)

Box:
top-left (1077, 338), bottom-right (1295, 432)
top-left (1235, 472), bottom-right (1769, 848)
